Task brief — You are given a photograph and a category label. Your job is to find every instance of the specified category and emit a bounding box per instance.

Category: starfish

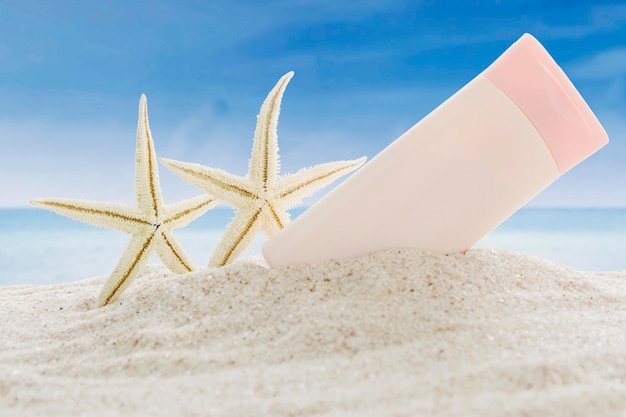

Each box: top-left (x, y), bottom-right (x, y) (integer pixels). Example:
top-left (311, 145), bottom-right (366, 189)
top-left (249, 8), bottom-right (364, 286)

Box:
top-left (160, 72), bottom-right (366, 267)
top-left (31, 95), bottom-right (217, 307)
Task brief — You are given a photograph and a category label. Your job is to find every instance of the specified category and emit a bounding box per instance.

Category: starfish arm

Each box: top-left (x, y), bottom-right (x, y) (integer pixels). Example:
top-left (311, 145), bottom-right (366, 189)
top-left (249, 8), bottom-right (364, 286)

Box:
top-left (135, 94), bottom-right (165, 221)
top-left (276, 157), bottom-right (366, 209)
top-left (209, 207), bottom-right (264, 267)
top-left (160, 158), bottom-right (254, 206)
top-left (96, 230), bottom-right (158, 307)
top-left (30, 198), bottom-right (148, 234)
top-left (248, 71), bottom-right (294, 188)
top-left (163, 194), bottom-right (218, 229)
top-left (261, 204), bottom-right (290, 237)
top-left (154, 229), bottom-right (196, 274)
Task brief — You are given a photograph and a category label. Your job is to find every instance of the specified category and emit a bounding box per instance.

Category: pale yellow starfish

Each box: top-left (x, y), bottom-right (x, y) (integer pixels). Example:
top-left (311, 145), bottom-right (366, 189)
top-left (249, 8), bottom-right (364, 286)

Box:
top-left (160, 72), bottom-right (366, 267)
top-left (31, 95), bottom-right (217, 306)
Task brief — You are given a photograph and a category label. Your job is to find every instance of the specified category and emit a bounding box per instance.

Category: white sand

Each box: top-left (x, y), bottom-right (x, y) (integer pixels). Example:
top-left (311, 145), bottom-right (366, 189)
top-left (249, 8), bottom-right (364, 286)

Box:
top-left (1, 249), bottom-right (625, 416)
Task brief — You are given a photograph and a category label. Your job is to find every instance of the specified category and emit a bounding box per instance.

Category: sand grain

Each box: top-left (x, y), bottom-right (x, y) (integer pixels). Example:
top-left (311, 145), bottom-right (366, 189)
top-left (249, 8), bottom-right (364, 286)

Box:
top-left (1, 249), bottom-right (625, 416)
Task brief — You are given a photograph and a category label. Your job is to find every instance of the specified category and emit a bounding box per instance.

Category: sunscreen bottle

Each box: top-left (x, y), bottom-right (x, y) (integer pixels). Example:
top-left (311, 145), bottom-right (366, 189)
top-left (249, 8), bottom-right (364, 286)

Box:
top-left (262, 33), bottom-right (608, 268)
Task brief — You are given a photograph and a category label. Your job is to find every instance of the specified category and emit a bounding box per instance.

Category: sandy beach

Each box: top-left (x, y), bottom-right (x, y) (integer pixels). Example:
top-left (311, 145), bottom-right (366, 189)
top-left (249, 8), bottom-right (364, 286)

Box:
top-left (1, 248), bottom-right (625, 416)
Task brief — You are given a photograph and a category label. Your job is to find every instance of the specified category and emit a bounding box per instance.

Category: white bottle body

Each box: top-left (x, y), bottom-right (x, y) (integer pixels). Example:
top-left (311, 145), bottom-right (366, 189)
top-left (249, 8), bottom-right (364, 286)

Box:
top-left (264, 33), bottom-right (609, 268)
top-left (263, 75), bottom-right (560, 267)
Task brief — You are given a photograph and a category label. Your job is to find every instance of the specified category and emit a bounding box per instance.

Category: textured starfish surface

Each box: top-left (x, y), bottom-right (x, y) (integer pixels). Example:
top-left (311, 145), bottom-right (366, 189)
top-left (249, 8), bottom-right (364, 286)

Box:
top-left (160, 72), bottom-right (366, 267)
top-left (31, 95), bottom-right (217, 306)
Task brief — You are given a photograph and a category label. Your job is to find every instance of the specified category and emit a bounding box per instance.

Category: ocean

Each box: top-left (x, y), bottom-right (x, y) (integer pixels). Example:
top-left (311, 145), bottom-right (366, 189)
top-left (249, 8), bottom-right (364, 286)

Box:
top-left (1, 207), bottom-right (625, 286)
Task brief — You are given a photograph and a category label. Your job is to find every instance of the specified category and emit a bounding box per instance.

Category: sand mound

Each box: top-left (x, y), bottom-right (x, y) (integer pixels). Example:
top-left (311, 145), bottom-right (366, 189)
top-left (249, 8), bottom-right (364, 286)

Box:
top-left (1, 249), bottom-right (625, 416)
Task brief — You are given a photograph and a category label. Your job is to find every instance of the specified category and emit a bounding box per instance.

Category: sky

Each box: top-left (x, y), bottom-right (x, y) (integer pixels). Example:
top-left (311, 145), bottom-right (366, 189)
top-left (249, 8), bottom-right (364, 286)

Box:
top-left (0, 0), bottom-right (625, 208)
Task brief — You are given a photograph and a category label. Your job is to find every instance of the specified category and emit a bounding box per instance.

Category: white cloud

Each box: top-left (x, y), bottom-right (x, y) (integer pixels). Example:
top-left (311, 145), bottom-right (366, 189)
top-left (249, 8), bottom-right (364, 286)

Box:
top-left (565, 48), bottom-right (626, 106)
top-left (568, 48), bottom-right (626, 80)
top-left (241, 0), bottom-right (406, 27)
top-left (535, 4), bottom-right (626, 40)
top-left (143, 0), bottom-right (408, 57)
top-left (590, 4), bottom-right (626, 29)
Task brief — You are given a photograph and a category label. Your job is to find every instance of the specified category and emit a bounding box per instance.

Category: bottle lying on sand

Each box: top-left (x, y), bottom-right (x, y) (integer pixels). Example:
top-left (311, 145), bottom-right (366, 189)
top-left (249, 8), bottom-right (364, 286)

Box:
top-left (262, 33), bottom-right (608, 268)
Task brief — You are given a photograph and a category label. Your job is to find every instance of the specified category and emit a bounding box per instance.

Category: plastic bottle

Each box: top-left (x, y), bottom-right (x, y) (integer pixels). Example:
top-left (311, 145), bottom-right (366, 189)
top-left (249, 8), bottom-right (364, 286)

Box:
top-left (262, 33), bottom-right (608, 268)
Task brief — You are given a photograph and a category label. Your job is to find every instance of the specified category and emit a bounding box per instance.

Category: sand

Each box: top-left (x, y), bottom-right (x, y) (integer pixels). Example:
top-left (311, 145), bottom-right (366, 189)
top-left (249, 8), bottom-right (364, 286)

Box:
top-left (1, 248), bottom-right (625, 416)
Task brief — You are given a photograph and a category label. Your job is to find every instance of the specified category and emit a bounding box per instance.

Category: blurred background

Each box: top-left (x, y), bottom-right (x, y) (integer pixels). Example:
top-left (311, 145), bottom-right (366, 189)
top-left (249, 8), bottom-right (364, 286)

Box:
top-left (0, 0), bottom-right (624, 284)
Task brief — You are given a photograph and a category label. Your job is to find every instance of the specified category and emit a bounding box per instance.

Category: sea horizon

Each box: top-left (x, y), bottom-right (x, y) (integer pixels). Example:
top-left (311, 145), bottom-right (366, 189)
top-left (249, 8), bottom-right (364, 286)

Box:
top-left (1, 206), bottom-right (625, 287)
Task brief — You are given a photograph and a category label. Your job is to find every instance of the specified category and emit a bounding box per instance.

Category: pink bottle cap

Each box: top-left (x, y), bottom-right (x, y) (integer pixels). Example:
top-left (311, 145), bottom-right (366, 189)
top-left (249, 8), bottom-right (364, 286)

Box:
top-left (484, 33), bottom-right (608, 173)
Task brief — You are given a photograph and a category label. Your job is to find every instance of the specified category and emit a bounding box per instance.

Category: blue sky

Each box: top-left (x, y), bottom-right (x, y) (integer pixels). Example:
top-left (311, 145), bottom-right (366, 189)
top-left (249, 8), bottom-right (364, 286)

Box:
top-left (1, 0), bottom-right (625, 207)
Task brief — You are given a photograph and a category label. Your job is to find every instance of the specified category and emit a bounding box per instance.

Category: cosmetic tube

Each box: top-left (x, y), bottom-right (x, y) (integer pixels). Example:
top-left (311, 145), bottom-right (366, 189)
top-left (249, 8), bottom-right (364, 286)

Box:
top-left (262, 33), bottom-right (608, 268)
